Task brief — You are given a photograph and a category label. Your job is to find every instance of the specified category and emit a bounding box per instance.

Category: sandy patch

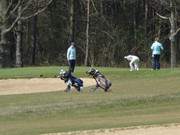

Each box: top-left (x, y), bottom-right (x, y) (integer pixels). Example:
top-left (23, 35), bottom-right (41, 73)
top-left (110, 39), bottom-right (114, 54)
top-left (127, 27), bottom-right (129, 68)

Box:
top-left (42, 124), bottom-right (180, 135)
top-left (0, 78), bottom-right (96, 95)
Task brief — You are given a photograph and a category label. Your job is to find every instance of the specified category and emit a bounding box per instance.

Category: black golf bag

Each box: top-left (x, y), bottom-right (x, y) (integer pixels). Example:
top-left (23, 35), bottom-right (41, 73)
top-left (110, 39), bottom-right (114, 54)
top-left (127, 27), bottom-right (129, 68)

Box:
top-left (58, 69), bottom-right (83, 92)
top-left (86, 68), bottom-right (111, 92)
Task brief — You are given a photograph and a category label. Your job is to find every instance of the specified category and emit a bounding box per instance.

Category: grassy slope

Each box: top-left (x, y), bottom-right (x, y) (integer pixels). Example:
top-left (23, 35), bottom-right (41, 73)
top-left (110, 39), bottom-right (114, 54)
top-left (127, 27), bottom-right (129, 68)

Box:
top-left (0, 67), bottom-right (180, 135)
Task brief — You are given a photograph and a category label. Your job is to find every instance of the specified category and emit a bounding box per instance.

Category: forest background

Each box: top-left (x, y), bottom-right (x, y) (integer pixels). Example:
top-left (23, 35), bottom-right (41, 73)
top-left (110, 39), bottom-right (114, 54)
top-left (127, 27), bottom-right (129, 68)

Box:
top-left (0, 0), bottom-right (180, 68)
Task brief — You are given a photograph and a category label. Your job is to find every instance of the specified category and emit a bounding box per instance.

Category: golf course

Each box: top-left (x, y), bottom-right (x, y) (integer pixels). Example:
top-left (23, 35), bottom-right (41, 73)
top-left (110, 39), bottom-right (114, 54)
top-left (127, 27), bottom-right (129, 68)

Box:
top-left (0, 66), bottom-right (180, 135)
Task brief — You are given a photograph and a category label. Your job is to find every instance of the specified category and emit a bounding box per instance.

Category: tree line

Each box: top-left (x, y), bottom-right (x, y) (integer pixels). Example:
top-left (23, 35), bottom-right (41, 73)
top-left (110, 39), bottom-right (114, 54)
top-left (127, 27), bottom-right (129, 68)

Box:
top-left (0, 0), bottom-right (180, 68)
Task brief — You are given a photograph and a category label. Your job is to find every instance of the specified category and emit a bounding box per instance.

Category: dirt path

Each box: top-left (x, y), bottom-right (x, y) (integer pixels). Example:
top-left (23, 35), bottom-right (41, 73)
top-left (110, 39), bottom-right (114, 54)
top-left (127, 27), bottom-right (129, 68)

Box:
top-left (42, 124), bottom-right (180, 135)
top-left (0, 78), bottom-right (96, 95)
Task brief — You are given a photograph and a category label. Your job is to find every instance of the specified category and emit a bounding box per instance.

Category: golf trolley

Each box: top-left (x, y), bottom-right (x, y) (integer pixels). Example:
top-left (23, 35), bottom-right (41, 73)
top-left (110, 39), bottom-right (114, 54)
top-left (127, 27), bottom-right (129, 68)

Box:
top-left (86, 68), bottom-right (111, 92)
top-left (58, 69), bottom-right (83, 92)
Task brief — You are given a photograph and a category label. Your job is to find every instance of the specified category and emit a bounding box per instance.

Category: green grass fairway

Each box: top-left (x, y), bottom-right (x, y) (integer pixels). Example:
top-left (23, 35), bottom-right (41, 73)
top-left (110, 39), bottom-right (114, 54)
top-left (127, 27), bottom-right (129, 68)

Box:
top-left (0, 67), bottom-right (180, 135)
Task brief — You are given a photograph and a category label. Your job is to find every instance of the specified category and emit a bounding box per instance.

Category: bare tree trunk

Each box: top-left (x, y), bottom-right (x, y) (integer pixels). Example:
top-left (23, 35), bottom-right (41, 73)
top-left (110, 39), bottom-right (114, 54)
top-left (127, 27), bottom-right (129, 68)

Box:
top-left (84, 0), bottom-right (90, 66)
top-left (144, 0), bottom-right (148, 36)
top-left (32, 15), bottom-right (37, 65)
top-left (100, 0), bottom-right (103, 15)
top-left (0, 0), bottom-right (7, 67)
top-left (0, 31), bottom-right (6, 67)
top-left (169, 0), bottom-right (176, 68)
top-left (133, 1), bottom-right (137, 46)
top-left (16, 6), bottom-right (23, 67)
top-left (69, 0), bottom-right (74, 42)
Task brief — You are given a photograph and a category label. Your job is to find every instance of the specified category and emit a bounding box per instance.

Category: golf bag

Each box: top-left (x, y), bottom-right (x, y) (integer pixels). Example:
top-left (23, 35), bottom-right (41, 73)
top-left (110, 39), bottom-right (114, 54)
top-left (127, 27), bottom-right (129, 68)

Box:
top-left (58, 69), bottom-right (83, 92)
top-left (86, 68), bottom-right (111, 92)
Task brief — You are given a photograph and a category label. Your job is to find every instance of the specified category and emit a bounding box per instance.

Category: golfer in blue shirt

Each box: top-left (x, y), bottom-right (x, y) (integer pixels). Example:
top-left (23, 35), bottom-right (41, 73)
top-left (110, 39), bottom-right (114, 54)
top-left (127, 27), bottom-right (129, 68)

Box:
top-left (151, 37), bottom-right (164, 70)
top-left (67, 42), bottom-right (76, 73)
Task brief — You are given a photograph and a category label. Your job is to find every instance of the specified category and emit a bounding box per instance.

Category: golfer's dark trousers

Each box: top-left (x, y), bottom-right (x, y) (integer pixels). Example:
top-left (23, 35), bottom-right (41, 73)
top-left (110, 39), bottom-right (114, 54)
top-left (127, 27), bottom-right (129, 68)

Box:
top-left (153, 54), bottom-right (160, 70)
top-left (68, 59), bottom-right (76, 73)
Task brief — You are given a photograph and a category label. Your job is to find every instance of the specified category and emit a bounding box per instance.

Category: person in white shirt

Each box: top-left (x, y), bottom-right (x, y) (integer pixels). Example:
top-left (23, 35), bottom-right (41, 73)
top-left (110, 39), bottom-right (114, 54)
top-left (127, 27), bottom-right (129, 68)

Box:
top-left (124, 55), bottom-right (140, 71)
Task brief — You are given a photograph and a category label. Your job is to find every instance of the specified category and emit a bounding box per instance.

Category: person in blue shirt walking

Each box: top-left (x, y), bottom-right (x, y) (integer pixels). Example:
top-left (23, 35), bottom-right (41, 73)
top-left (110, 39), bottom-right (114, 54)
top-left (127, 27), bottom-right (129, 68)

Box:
top-left (151, 37), bottom-right (164, 70)
top-left (67, 42), bottom-right (76, 73)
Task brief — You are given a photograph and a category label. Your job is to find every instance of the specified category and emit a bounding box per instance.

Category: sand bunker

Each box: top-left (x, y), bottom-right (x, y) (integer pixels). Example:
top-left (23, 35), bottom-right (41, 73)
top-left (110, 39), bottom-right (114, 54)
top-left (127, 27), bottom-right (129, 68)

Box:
top-left (0, 78), bottom-right (96, 95)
